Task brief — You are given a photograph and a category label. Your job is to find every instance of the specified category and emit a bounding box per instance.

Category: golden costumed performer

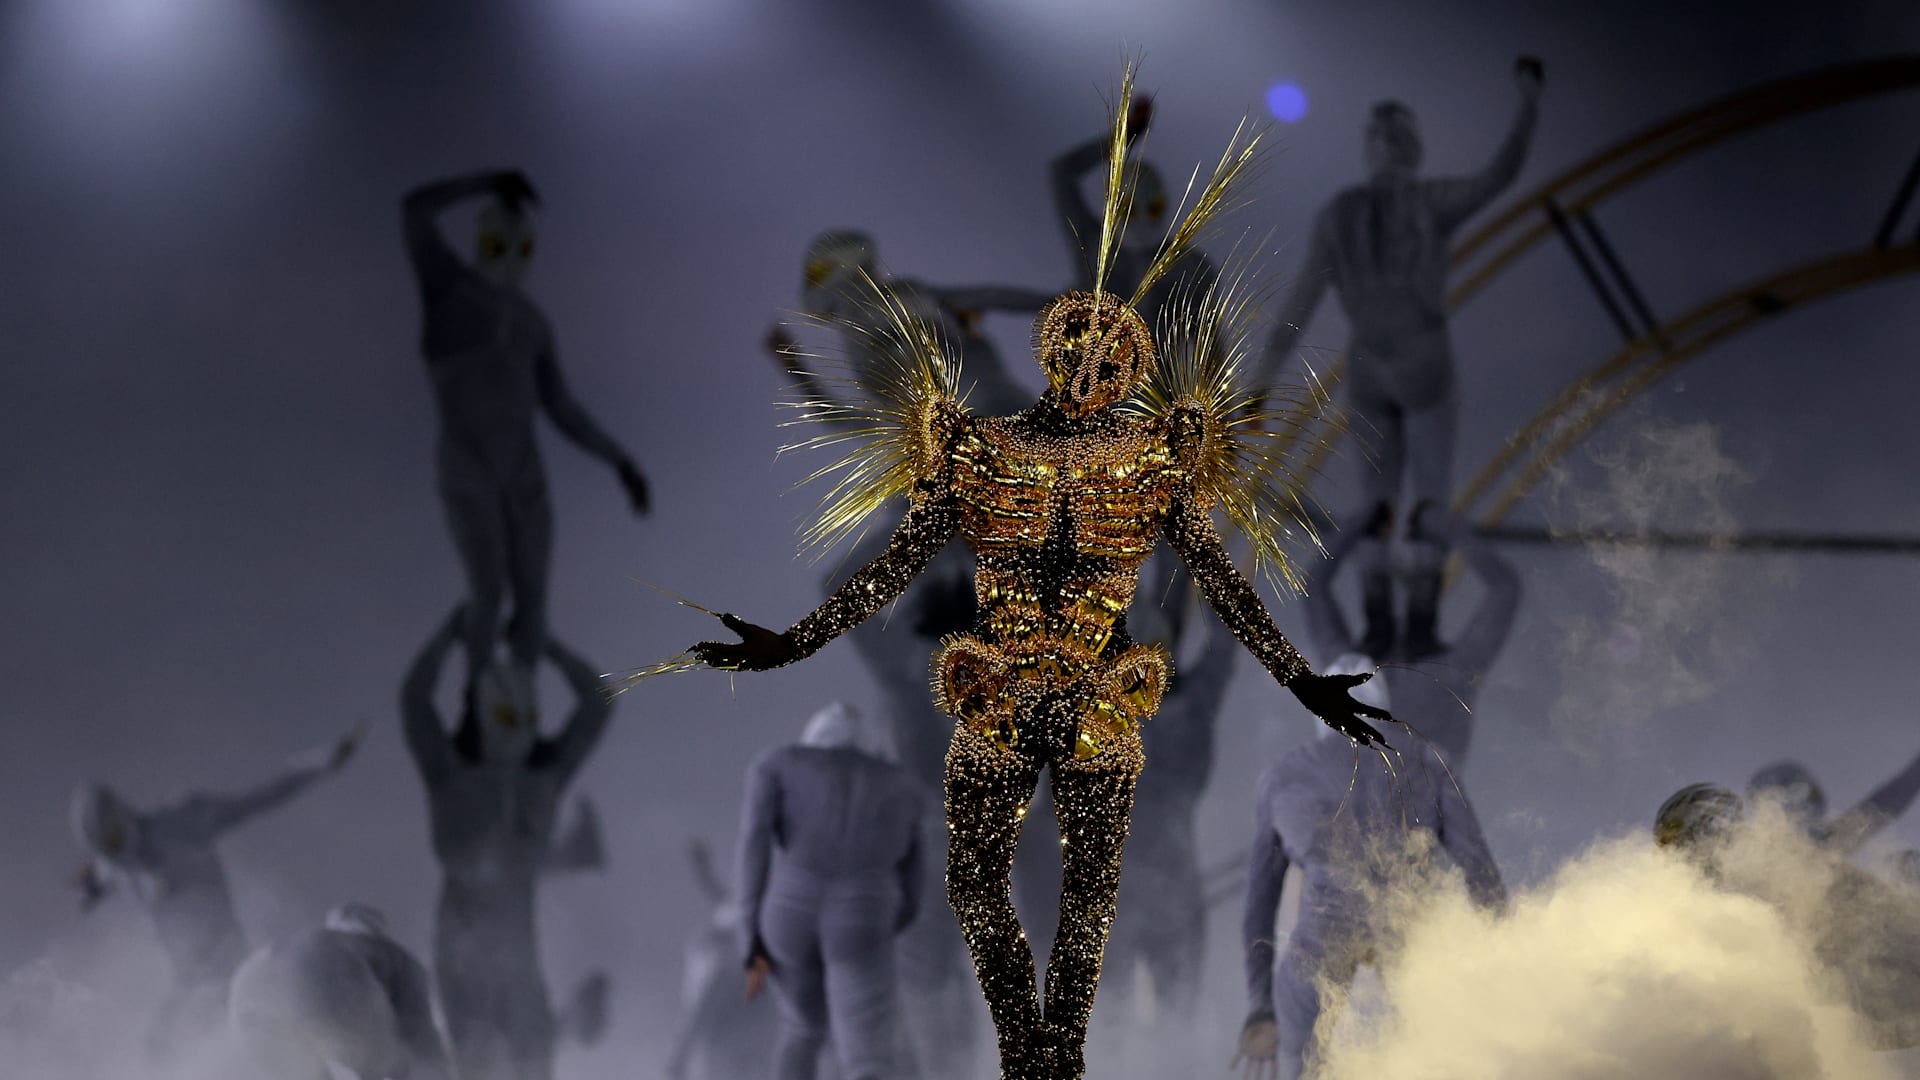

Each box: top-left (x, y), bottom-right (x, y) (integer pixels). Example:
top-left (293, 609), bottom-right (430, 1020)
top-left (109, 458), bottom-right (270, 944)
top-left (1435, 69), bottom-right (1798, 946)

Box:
top-left (644, 67), bottom-right (1393, 1080)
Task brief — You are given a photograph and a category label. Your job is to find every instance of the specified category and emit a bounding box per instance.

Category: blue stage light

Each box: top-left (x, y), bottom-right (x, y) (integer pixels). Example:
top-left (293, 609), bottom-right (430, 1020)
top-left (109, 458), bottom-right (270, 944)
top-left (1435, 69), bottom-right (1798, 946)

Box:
top-left (1265, 81), bottom-right (1309, 124)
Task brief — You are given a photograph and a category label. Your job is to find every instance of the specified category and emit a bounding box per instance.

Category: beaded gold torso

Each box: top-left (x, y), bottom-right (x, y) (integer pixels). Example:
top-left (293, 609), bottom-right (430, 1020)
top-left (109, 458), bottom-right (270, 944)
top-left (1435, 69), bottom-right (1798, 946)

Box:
top-left (953, 407), bottom-right (1176, 666)
top-left (928, 402), bottom-right (1183, 758)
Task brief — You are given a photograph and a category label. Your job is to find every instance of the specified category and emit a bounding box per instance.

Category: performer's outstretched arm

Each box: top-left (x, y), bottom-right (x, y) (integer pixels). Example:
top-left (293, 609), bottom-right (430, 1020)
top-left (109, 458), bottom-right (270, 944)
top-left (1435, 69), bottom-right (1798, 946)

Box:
top-left (1257, 216), bottom-right (1334, 390)
top-left (541, 636), bottom-right (615, 787)
top-left (1822, 748), bottom-right (1920, 856)
top-left (1161, 494), bottom-right (1390, 745)
top-left (536, 345), bottom-right (649, 514)
top-left (1162, 495), bottom-right (1310, 687)
top-left (693, 482), bottom-right (961, 671)
top-left (179, 726), bottom-right (358, 839)
top-left (1427, 57), bottom-right (1544, 234)
top-left (401, 609), bottom-right (464, 783)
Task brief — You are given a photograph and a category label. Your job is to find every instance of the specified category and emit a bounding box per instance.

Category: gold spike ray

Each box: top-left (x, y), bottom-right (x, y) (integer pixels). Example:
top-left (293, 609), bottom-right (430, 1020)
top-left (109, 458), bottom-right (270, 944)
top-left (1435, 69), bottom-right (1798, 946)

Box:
top-left (776, 268), bottom-right (969, 559)
top-left (1092, 57), bottom-right (1142, 299)
top-left (1122, 241), bottom-right (1340, 595)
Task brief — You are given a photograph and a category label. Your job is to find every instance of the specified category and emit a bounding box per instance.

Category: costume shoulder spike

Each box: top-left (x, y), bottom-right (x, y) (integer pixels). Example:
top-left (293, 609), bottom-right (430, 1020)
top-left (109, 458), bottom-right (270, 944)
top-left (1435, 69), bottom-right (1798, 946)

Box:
top-left (1122, 260), bottom-right (1335, 595)
top-left (778, 271), bottom-right (969, 558)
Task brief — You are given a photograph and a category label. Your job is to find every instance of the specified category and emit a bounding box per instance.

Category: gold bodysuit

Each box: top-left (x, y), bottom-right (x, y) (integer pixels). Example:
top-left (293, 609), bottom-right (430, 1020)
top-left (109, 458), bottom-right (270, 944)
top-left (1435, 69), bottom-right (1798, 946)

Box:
top-left (680, 69), bottom-right (1385, 1080)
top-left (752, 290), bottom-right (1329, 1080)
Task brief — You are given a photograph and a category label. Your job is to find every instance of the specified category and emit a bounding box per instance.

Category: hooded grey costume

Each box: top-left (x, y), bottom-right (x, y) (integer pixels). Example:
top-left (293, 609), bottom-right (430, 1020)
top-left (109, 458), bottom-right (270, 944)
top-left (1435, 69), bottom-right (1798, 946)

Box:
top-left (229, 903), bottom-right (453, 1080)
top-left (401, 608), bottom-right (613, 1080)
top-left (402, 169), bottom-right (648, 688)
top-left (737, 703), bottom-right (926, 1080)
top-left (70, 728), bottom-right (357, 1060)
top-left (1236, 512), bottom-right (1516, 1078)
top-left (1259, 61), bottom-right (1541, 657)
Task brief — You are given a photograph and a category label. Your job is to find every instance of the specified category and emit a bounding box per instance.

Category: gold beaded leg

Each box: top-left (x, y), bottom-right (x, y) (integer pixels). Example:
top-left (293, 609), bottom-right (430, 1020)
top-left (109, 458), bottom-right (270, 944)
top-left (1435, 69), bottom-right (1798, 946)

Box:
top-left (1042, 729), bottom-right (1144, 1079)
top-left (944, 721), bottom-right (1049, 1077)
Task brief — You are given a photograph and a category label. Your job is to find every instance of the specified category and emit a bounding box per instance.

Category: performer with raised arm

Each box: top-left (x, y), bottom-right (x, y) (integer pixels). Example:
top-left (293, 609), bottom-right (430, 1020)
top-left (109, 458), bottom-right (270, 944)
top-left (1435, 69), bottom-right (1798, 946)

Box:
top-left (401, 168), bottom-right (649, 695)
top-left (70, 726), bottom-right (358, 1061)
top-left (400, 608), bottom-right (614, 1080)
top-left (1051, 94), bottom-right (1219, 334)
top-left (1258, 59), bottom-right (1542, 657)
top-left (1748, 750), bottom-right (1920, 859)
top-left (649, 68), bottom-right (1389, 1080)
top-left (774, 229), bottom-right (1047, 422)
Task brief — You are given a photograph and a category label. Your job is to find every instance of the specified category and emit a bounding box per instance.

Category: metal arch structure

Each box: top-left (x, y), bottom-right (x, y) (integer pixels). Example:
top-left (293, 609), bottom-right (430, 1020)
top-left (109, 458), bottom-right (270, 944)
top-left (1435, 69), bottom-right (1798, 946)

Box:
top-left (1288, 55), bottom-right (1920, 548)
top-left (1459, 242), bottom-right (1920, 528)
top-left (1448, 55), bottom-right (1920, 320)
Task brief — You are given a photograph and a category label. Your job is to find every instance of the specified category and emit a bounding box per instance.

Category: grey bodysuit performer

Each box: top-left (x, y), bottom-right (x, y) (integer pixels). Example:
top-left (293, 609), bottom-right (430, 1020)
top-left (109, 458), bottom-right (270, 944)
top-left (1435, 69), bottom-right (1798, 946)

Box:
top-left (401, 607), bottom-right (614, 1080)
top-left (402, 168), bottom-right (649, 690)
top-left (1259, 60), bottom-right (1541, 657)
top-left (737, 702), bottom-right (926, 1080)
top-left (70, 727), bottom-right (359, 1060)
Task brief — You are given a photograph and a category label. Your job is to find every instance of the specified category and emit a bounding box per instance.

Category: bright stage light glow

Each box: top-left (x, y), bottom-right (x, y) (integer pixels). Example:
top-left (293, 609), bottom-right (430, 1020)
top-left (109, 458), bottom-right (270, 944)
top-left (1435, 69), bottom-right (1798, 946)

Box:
top-left (1265, 81), bottom-right (1309, 123)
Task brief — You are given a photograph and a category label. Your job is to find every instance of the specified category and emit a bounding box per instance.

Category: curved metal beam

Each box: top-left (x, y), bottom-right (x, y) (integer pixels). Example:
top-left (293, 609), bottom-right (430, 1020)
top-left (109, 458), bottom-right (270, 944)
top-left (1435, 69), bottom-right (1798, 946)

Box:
top-left (1450, 55), bottom-right (1920, 307)
top-left (1464, 243), bottom-right (1920, 524)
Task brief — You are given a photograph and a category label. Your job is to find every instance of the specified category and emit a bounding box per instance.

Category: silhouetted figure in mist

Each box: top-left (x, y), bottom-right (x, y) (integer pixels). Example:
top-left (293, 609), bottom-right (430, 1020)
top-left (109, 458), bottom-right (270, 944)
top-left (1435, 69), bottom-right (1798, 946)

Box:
top-left (1235, 511), bottom-right (1516, 1080)
top-left (737, 702), bottom-right (925, 1080)
top-left (229, 902), bottom-right (453, 1080)
top-left (69, 726), bottom-right (359, 1061)
top-left (401, 607), bottom-right (613, 1080)
top-left (1655, 783), bottom-right (1920, 1049)
top-left (1748, 751), bottom-right (1920, 859)
top-left (402, 168), bottom-right (649, 695)
top-left (1259, 59), bottom-right (1542, 657)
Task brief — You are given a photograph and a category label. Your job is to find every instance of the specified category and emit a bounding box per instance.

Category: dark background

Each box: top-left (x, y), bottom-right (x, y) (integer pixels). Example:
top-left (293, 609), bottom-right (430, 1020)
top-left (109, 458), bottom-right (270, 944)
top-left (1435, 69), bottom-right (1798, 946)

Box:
top-left (3, 0), bottom-right (1917, 1072)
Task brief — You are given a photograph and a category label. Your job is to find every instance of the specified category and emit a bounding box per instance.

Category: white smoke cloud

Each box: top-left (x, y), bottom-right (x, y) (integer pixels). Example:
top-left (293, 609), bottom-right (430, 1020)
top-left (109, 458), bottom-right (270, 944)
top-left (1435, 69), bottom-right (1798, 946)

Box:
top-left (1311, 810), bottom-right (1910, 1080)
top-left (1542, 417), bottom-right (1788, 757)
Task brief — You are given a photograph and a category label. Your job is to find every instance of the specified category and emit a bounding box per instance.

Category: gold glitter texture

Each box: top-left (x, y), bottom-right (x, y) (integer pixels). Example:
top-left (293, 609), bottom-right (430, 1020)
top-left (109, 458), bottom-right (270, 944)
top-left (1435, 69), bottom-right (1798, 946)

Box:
top-left (670, 65), bottom-right (1333, 1080)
